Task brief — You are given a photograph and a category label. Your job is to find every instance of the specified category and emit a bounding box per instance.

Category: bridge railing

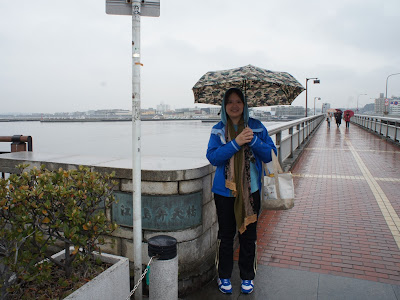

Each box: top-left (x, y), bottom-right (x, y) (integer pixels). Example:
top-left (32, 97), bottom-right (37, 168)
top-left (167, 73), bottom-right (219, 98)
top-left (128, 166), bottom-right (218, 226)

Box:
top-left (352, 115), bottom-right (400, 145)
top-left (0, 135), bottom-right (33, 178)
top-left (268, 115), bottom-right (325, 166)
top-left (0, 135), bottom-right (33, 153)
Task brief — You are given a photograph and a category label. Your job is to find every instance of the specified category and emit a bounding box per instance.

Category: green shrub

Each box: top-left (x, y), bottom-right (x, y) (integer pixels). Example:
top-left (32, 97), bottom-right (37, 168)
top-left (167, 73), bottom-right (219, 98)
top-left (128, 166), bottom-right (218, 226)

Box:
top-left (0, 165), bottom-right (118, 298)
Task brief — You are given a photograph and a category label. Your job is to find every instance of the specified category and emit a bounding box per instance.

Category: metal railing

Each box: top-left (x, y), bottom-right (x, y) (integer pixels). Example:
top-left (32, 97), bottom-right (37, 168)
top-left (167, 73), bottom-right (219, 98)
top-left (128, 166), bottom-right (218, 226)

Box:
top-left (0, 135), bottom-right (32, 178)
top-left (260, 114), bottom-right (324, 208)
top-left (268, 115), bottom-right (325, 166)
top-left (0, 135), bottom-right (33, 153)
top-left (352, 115), bottom-right (400, 145)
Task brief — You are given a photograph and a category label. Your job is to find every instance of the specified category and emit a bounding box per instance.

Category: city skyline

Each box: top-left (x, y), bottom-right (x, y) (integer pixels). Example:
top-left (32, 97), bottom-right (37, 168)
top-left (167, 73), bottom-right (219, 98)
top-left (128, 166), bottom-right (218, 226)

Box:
top-left (1, 100), bottom-right (377, 117)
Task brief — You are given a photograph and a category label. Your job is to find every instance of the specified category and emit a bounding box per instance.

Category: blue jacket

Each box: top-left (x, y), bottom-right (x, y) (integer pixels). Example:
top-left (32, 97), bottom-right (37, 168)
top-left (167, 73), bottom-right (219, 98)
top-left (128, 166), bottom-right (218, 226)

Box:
top-left (206, 117), bottom-right (277, 197)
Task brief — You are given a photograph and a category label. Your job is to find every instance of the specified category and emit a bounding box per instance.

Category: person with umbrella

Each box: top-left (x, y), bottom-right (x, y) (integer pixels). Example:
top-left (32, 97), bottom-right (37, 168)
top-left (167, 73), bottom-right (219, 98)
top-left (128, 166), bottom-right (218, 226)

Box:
top-left (206, 87), bottom-right (277, 294)
top-left (334, 109), bottom-right (343, 128)
top-left (343, 110), bottom-right (354, 128)
top-left (343, 112), bottom-right (351, 128)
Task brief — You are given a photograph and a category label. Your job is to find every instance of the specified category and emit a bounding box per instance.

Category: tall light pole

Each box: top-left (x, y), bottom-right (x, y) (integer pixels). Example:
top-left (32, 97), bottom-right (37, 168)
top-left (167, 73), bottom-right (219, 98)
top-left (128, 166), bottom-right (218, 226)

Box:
top-left (385, 72), bottom-right (400, 115)
top-left (357, 93), bottom-right (367, 113)
top-left (305, 77), bottom-right (320, 117)
top-left (314, 97), bottom-right (321, 115)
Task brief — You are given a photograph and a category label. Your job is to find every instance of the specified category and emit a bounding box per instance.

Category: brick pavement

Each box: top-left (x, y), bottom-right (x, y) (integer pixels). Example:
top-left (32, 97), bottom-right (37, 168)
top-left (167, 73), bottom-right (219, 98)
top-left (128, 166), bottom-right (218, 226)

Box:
top-left (252, 121), bottom-right (400, 285)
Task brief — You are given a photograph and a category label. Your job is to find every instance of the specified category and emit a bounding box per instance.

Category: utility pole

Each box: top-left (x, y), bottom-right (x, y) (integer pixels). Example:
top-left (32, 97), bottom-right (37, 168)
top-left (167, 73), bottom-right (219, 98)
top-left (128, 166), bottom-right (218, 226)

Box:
top-left (106, 1), bottom-right (160, 299)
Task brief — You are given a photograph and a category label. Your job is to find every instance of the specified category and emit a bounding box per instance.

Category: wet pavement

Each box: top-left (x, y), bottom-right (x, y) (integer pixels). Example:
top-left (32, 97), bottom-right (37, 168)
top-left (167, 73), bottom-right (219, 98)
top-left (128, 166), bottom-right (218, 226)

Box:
top-left (183, 121), bottom-right (400, 299)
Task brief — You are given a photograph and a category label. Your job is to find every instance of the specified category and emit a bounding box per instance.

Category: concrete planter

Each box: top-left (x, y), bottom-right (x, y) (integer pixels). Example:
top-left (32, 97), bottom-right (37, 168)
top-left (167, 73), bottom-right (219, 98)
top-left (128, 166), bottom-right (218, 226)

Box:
top-left (50, 250), bottom-right (130, 300)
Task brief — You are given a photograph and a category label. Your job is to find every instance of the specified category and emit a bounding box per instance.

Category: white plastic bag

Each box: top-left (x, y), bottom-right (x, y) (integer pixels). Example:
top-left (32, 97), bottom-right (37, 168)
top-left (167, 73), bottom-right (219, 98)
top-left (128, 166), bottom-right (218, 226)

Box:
top-left (262, 150), bottom-right (295, 210)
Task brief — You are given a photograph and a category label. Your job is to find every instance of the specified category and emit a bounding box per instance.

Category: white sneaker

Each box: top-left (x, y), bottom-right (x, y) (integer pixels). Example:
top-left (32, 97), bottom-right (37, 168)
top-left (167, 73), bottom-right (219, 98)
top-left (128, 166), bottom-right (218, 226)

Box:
top-left (241, 279), bottom-right (254, 294)
top-left (217, 278), bottom-right (232, 294)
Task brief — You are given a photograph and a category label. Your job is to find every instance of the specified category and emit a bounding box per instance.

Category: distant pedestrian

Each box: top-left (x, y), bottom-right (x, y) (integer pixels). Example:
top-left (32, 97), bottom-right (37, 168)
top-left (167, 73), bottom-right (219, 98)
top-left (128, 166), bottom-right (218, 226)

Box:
top-left (326, 114), bottom-right (331, 128)
top-left (335, 112), bottom-right (342, 128)
top-left (206, 87), bottom-right (277, 295)
top-left (343, 112), bottom-right (351, 128)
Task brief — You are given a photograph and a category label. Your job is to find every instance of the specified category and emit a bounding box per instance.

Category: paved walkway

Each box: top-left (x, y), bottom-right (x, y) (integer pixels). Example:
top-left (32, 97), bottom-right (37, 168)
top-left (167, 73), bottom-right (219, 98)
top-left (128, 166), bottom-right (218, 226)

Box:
top-left (184, 121), bottom-right (400, 299)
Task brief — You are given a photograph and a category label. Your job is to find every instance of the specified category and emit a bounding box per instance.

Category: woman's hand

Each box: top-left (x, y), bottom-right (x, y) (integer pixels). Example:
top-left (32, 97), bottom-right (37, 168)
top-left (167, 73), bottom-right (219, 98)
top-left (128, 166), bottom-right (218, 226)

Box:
top-left (235, 127), bottom-right (254, 146)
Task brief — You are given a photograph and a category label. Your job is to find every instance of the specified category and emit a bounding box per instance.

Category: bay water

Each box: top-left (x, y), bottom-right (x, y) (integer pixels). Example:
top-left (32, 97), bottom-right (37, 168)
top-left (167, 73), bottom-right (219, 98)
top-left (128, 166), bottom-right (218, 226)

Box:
top-left (0, 120), bottom-right (283, 159)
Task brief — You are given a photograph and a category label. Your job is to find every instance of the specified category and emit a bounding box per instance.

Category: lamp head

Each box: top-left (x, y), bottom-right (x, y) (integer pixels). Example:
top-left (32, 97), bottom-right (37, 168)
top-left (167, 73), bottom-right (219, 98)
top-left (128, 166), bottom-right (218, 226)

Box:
top-left (314, 79), bottom-right (320, 84)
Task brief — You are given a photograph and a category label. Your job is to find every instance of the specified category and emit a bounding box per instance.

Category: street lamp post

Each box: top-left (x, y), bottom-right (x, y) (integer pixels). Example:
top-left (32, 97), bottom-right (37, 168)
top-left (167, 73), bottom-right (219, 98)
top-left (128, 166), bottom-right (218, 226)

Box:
top-left (314, 97), bottom-right (321, 115)
top-left (305, 77), bottom-right (320, 117)
top-left (385, 72), bottom-right (400, 115)
top-left (357, 93), bottom-right (367, 113)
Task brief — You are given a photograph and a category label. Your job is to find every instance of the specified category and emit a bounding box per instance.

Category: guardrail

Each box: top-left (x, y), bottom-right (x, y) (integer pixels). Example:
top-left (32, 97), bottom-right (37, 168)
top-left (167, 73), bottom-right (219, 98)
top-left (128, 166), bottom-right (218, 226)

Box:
top-left (0, 135), bottom-right (33, 153)
top-left (0, 135), bottom-right (32, 178)
top-left (352, 115), bottom-right (400, 145)
top-left (268, 115), bottom-right (325, 167)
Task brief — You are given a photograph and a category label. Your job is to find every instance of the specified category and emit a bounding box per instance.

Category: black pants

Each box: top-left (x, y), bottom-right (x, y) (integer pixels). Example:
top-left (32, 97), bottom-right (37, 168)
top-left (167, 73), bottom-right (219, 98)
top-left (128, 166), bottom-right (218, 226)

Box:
top-left (214, 191), bottom-right (260, 280)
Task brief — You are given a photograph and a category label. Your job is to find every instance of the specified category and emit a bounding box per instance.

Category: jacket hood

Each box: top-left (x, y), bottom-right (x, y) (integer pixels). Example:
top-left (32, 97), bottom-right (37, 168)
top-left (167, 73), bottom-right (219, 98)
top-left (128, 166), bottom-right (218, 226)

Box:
top-left (220, 88), bottom-right (249, 125)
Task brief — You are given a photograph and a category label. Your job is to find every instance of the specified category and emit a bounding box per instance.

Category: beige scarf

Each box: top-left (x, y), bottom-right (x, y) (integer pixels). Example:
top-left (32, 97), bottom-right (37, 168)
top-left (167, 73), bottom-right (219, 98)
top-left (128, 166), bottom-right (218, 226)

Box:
top-left (225, 118), bottom-right (257, 234)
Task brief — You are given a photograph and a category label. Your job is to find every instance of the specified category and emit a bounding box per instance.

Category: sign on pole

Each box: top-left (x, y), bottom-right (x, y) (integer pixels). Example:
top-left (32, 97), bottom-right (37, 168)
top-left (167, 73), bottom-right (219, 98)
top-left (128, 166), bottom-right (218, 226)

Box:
top-left (385, 98), bottom-right (389, 106)
top-left (106, 0), bottom-right (160, 17)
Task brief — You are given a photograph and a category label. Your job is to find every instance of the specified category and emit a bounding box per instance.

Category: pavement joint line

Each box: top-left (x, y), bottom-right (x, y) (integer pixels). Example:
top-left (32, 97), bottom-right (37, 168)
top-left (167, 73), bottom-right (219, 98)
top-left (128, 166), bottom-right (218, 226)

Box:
top-left (292, 173), bottom-right (400, 182)
top-left (305, 148), bottom-right (400, 154)
top-left (344, 138), bottom-right (400, 249)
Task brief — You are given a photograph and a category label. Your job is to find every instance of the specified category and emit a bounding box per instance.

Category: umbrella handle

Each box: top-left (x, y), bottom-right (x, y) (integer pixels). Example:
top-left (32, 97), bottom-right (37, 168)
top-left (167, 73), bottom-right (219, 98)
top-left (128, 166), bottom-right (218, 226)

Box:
top-left (243, 79), bottom-right (247, 99)
top-left (243, 79), bottom-right (248, 128)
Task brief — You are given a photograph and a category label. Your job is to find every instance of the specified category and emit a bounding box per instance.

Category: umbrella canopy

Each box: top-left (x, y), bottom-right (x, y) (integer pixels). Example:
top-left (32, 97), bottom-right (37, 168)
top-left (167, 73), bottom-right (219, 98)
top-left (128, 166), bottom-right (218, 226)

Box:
top-left (335, 109), bottom-right (343, 113)
top-left (192, 64), bottom-right (304, 107)
top-left (326, 108), bottom-right (337, 113)
top-left (344, 110), bottom-right (354, 118)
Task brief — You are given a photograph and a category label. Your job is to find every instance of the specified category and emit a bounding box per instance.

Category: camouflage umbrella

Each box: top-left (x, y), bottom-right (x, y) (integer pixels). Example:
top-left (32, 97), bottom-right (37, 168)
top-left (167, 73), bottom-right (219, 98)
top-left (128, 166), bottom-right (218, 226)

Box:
top-left (192, 64), bottom-right (305, 107)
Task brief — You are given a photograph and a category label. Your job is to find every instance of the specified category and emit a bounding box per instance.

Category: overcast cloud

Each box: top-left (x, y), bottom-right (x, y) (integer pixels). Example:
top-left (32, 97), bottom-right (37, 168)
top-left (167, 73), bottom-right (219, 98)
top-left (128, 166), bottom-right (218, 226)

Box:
top-left (1, 0), bottom-right (400, 113)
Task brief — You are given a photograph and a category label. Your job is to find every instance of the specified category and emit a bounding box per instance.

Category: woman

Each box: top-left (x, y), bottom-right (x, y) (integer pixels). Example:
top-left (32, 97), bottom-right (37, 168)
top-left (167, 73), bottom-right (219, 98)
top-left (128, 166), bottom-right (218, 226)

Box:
top-left (206, 88), bottom-right (277, 294)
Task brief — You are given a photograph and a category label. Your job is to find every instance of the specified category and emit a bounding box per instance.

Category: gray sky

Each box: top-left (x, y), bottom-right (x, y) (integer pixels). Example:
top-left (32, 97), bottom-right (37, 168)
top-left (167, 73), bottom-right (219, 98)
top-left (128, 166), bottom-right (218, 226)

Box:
top-left (1, 0), bottom-right (400, 114)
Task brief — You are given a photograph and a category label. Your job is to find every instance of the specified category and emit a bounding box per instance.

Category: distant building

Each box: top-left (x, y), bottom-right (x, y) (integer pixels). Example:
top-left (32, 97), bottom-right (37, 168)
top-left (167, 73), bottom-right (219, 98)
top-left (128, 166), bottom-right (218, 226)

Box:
top-left (389, 97), bottom-right (400, 115)
top-left (86, 109), bottom-right (131, 118)
top-left (375, 93), bottom-right (386, 114)
top-left (322, 103), bottom-right (331, 113)
top-left (141, 108), bottom-right (156, 119)
top-left (208, 106), bottom-right (221, 116)
top-left (271, 106), bottom-right (305, 116)
top-left (156, 103), bottom-right (171, 114)
top-left (174, 107), bottom-right (203, 118)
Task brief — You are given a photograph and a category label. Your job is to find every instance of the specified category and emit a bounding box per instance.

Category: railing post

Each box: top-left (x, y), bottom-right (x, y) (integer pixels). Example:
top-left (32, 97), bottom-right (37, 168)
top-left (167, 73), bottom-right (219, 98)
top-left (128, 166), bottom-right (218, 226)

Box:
top-left (276, 132), bottom-right (282, 165)
top-left (386, 120), bottom-right (389, 138)
top-left (297, 124), bottom-right (301, 149)
top-left (26, 136), bottom-right (33, 151)
top-left (289, 127), bottom-right (294, 158)
top-left (11, 135), bottom-right (27, 152)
